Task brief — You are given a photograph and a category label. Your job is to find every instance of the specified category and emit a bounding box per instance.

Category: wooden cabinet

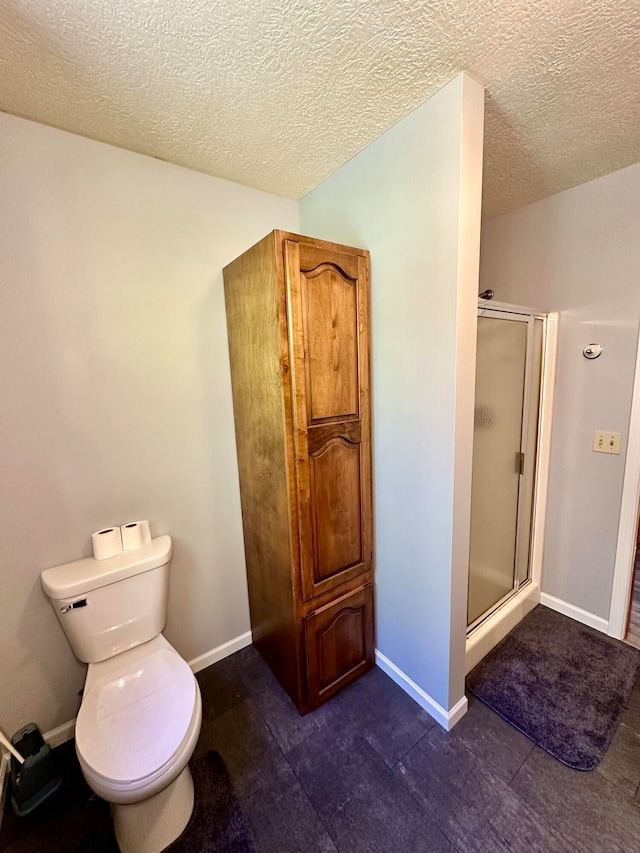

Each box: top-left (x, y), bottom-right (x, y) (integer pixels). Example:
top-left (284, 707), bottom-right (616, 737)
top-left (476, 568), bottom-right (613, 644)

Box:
top-left (223, 231), bottom-right (374, 713)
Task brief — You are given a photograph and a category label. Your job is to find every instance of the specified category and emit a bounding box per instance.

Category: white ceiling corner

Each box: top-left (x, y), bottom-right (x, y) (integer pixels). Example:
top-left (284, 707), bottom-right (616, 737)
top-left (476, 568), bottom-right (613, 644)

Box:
top-left (1, 0), bottom-right (639, 218)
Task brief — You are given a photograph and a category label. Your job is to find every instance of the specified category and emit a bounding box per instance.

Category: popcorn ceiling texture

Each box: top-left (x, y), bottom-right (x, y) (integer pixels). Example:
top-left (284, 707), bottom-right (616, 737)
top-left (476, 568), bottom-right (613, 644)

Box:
top-left (1, 0), bottom-right (639, 218)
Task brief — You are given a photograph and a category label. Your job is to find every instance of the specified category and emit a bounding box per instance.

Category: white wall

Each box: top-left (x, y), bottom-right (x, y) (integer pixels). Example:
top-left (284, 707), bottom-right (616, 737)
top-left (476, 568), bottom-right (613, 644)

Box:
top-left (0, 112), bottom-right (299, 735)
top-left (301, 73), bottom-right (485, 717)
top-left (480, 163), bottom-right (640, 621)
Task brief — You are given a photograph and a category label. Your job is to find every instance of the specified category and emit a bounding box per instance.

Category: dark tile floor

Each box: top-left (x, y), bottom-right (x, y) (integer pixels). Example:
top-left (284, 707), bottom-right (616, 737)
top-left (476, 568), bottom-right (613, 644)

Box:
top-left (3, 645), bottom-right (640, 852)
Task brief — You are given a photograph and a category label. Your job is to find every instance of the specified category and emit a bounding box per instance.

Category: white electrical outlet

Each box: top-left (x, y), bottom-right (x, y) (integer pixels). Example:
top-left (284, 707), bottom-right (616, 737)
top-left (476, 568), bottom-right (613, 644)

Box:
top-left (593, 431), bottom-right (621, 454)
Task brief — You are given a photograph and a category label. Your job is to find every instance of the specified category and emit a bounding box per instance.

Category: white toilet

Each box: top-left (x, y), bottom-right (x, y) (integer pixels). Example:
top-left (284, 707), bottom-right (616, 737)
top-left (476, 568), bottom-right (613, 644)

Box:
top-left (40, 535), bottom-right (202, 853)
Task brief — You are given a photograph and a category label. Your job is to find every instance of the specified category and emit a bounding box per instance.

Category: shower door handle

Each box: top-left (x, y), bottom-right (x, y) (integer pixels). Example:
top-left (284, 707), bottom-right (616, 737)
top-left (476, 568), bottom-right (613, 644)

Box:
top-left (516, 452), bottom-right (525, 475)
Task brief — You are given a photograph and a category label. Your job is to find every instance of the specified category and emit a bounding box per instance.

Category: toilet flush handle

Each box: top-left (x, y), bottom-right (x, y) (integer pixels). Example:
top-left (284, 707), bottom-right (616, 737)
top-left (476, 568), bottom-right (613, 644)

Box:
top-left (59, 598), bottom-right (87, 614)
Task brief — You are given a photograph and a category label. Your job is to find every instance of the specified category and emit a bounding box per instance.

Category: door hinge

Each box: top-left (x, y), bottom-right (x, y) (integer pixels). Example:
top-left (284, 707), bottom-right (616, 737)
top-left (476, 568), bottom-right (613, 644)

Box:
top-left (516, 451), bottom-right (525, 475)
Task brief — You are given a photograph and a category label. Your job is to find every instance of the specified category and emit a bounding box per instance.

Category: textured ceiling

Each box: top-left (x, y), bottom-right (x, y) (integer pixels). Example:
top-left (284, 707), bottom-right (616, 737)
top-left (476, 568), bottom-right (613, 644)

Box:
top-left (1, 0), bottom-right (639, 218)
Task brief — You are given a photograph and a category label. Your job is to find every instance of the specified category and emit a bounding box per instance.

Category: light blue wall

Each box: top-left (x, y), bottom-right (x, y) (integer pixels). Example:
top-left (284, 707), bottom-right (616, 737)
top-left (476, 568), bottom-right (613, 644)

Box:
top-left (301, 74), bottom-right (484, 714)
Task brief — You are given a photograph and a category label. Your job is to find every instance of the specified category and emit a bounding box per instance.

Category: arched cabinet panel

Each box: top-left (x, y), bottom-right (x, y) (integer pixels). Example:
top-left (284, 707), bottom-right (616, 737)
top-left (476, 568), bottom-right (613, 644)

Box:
top-left (305, 584), bottom-right (374, 708)
top-left (301, 263), bottom-right (359, 422)
top-left (224, 231), bottom-right (374, 714)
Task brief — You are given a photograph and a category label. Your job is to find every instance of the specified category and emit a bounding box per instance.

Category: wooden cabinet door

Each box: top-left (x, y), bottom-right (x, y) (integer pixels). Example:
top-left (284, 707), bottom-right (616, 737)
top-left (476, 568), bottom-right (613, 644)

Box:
top-left (304, 583), bottom-right (374, 709)
top-left (284, 237), bottom-right (372, 601)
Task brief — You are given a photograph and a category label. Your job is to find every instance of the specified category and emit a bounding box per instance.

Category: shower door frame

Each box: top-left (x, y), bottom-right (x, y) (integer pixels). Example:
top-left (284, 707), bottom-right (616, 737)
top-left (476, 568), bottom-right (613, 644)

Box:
top-left (467, 306), bottom-right (537, 632)
top-left (465, 301), bottom-right (558, 672)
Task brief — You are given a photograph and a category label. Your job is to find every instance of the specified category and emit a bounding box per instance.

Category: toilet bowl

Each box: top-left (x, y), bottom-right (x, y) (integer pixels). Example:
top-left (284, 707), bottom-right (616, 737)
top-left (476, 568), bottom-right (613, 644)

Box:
top-left (76, 634), bottom-right (202, 802)
top-left (41, 535), bottom-right (203, 853)
top-left (76, 635), bottom-right (202, 852)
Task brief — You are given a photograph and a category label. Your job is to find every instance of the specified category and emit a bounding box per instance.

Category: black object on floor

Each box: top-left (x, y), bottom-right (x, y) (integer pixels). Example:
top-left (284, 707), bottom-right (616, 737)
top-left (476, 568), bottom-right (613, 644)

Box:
top-left (467, 604), bottom-right (640, 770)
top-left (10, 723), bottom-right (61, 816)
top-left (79, 751), bottom-right (257, 853)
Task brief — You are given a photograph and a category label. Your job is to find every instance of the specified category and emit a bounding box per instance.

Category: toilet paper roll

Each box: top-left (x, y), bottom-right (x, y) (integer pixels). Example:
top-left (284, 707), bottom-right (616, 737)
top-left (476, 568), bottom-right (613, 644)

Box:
top-left (135, 520), bottom-right (152, 545)
top-left (121, 522), bottom-right (144, 551)
top-left (92, 527), bottom-right (123, 560)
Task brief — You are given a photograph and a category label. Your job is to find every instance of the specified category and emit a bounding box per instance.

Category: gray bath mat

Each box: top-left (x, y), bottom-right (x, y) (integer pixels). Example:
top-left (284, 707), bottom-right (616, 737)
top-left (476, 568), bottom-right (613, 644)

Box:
top-left (467, 605), bottom-right (640, 770)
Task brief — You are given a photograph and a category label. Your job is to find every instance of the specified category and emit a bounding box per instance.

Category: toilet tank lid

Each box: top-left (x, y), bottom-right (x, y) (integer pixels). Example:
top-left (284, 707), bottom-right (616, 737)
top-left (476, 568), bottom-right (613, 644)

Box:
top-left (40, 535), bottom-right (172, 600)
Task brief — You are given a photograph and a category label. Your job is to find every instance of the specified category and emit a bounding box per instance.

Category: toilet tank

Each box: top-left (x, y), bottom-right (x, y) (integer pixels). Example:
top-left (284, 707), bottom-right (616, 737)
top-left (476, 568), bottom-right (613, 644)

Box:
top-left (40, 536), bottom-right (173, 664)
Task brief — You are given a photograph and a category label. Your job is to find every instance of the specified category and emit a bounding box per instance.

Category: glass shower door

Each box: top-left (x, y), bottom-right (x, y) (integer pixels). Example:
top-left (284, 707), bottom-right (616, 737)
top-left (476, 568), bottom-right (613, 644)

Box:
top-left (468, 312), bottom-right (531, 628)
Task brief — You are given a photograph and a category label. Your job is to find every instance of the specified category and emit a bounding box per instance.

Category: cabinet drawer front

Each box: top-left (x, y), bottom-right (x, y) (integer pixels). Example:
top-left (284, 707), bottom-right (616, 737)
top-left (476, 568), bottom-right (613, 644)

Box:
top-left (285, 239), bottom-right (373, 601)
top-left (304, 584), bottom-right (374, 709)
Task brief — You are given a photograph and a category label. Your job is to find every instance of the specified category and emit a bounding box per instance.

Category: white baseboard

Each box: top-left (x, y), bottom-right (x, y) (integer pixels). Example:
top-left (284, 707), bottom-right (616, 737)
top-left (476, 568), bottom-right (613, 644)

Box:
top-left (44, 718), bottom-right (77, 749)
top-left (540, 592), bottom-right (609, 634)
top-left (375, 650), bottom-right (468, 731)
top-left (188, 630), bottom-right (253, 674)
top-left (39, 630), bottom-right (254, 751)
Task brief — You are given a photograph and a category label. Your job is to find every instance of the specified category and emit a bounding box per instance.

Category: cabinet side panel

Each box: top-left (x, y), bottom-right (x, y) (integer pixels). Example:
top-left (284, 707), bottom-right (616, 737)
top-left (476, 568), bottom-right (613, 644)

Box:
top-left (223, 234), bottom-right (299, 701)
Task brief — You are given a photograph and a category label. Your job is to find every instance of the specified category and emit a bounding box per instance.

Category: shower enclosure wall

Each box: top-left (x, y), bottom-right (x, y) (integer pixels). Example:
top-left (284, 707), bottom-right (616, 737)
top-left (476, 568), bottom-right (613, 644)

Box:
top-left (466, 301), bottom-right (557, 672)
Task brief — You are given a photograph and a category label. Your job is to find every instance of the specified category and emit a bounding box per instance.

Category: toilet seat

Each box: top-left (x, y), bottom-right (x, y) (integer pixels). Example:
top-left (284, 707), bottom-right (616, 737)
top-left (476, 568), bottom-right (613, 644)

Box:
top-left (76, 635), bottom-right (201, 801)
